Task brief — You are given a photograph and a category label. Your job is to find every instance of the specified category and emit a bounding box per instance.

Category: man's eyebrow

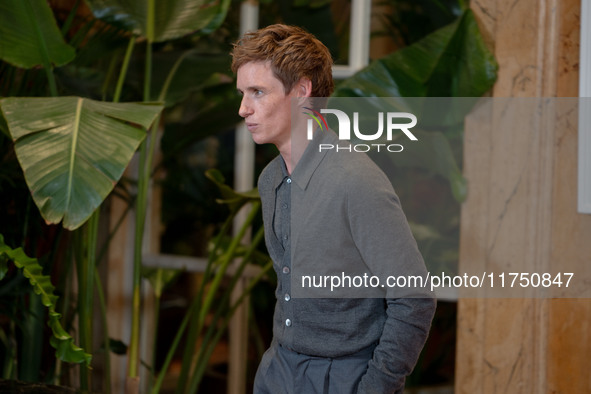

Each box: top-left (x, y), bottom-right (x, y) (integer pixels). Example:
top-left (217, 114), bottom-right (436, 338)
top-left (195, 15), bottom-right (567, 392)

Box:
top-left (239, 86), bottom-right (265, 93)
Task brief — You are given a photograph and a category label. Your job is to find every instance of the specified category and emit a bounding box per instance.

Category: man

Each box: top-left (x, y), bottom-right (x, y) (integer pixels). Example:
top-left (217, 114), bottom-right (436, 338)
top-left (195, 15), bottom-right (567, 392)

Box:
top-left (231, 24), bottom-right (435, 394)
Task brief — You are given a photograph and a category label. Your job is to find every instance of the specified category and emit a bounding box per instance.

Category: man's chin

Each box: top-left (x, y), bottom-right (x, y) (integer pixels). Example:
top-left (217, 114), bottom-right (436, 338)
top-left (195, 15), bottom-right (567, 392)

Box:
top-left (250, 133), bottom-right (269, 145)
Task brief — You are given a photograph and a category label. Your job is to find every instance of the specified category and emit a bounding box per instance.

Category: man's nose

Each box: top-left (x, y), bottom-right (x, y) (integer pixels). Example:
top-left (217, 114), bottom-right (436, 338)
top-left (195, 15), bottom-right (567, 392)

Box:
top-left (238, 97), bottom-right (253, 118)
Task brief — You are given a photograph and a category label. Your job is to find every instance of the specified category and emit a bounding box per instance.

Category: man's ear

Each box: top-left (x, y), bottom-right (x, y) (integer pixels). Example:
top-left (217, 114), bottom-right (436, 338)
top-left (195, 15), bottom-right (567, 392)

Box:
top-left (296, 78), bottom-right (313, 98)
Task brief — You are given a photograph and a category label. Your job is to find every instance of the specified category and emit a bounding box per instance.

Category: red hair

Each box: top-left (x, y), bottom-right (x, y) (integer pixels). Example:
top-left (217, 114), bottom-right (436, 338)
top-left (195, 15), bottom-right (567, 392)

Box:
top-left (231, 24), bottom-right (334, 99)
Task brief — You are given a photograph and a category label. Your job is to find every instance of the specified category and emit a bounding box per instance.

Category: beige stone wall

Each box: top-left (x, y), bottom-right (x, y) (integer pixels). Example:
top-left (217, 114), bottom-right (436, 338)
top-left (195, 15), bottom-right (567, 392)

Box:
top-left (456, 0), bottom-right (591, 392)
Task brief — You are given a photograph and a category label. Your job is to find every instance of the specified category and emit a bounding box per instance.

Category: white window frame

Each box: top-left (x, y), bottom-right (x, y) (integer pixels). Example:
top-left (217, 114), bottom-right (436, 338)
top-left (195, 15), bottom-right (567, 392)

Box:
top-left (332, 0), bottom-right (372, 79)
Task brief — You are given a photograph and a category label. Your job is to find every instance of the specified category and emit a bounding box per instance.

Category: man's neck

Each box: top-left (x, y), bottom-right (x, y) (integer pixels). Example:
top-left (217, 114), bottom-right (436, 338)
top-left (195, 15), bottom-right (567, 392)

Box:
top-left (277, 114), bottom-right (313, 174)
top-left (278, 141), bottom-right (293, 174)
top-left (278, 133), bottom-right (311, 175)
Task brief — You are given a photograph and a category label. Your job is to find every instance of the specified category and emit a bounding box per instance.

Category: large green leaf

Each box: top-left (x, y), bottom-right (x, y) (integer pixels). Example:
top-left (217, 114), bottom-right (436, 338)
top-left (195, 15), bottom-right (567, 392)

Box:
top-left (332, 9), bottom-right (496, 202)
top-left (161, 82), bottom-right (241, 146)
top-left (205, 169), bottom-right (260, 212)
top-left (0, 0), bottom-right (75, 69)
top-left (1, 97), bottom-right (163, 230)
top-left (0, 234), bottom-right (92, 366)
top-left (134, 49), bottom-right (233, 106)
top-left (85, 0), bottom-right (231, 42)
top-left (0, 108), bottom-right (9, 139)
top-left (333, 9), bottom-right (497, 98)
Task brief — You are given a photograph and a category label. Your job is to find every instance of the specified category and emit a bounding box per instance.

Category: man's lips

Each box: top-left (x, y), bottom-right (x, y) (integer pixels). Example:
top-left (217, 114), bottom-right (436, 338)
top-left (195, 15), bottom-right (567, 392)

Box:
top-left (245, 122), bottom-right (258, 131)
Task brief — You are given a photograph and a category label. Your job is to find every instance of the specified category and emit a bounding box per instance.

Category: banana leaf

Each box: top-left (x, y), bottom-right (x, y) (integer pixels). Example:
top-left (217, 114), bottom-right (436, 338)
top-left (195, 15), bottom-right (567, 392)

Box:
top-left (0, 0), bottom-right (75, 69)
top-left (0, 108), bottom-right (9, 138)
top-left (1, 97), bottom-right (163, 230)
top-left (133, 49), bottom-right (233, 106)
top-left (85, 0), bottom-right (231, 42)
top-left (333, 9), bottom-right (497, 98)
top-left (332, 9), bottom-right (497, 202)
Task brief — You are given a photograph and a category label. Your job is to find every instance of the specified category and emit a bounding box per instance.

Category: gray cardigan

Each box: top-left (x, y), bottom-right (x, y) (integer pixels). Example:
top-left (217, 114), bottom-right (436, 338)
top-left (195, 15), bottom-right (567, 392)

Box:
top-left (257, 129), bottom-right (436, 393)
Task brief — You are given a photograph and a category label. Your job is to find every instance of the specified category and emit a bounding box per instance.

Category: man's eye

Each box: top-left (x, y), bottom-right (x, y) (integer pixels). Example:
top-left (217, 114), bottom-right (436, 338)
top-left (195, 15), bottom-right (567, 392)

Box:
top-left (254, 90), bottom-right (263, 96)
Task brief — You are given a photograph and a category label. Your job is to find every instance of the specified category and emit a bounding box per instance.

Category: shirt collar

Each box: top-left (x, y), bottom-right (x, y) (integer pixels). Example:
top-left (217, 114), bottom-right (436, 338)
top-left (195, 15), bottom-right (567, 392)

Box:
top-left (267, 155), bottom-right (287, 192)
top-left (290, 128), bottom-right (337, 190)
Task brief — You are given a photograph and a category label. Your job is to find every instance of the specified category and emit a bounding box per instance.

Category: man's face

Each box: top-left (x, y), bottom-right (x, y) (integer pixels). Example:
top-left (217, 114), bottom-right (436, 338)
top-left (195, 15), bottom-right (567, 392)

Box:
top-left (236, 61), bottom-right (297, 149)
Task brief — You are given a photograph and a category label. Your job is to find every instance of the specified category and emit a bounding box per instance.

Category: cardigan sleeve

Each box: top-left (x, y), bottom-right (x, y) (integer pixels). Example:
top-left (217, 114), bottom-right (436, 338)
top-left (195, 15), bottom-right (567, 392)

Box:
top-left (343, 160), bottom-right (436, 393)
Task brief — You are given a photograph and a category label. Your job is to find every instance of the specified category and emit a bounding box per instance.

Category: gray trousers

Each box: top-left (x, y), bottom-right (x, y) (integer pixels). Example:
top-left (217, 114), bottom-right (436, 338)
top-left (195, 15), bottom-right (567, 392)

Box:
top-left (253, 340), bottom-right (374, 394)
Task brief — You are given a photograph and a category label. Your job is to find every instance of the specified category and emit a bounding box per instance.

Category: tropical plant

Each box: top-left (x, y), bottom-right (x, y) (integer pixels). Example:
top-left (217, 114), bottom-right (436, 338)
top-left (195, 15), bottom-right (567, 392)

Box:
top-left (0, 234), bottom-right (91, 365)
top-left (150, 169), bottom-right (272, 393)
top-left (0, 0), bottom-right (268, 393)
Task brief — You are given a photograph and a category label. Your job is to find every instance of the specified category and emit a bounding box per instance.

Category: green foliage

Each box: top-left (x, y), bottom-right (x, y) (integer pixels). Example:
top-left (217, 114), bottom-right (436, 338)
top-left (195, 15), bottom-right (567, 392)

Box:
top-left (332, 10), bottom-right (497, 203)
top-left (0, 234), bottom-right (91, 366)
top-left (206, 168), bottom-right (260, 210)
top-left (375, 0), bottom-right (464, 47)
top-left (0, 0), bottom-right (75, 69)
top-left (334, 9), bottom-right (497, 98)
top-left (148, 50), bottom-right (234, 106)
top-left (0, 255), bottom-right (8, 281)
top-left (0, 0), bottom-right (242, 390)
top-left (142, 267), bottom-right (182, 299)
top-left (85, 0), bottom-right (232, 42)
top-left (0, 107), bottom-right (9, 138)
top-left (1, 97), bottom-right (163, 230)
top-left (151, 170), bottom-right (272, 393)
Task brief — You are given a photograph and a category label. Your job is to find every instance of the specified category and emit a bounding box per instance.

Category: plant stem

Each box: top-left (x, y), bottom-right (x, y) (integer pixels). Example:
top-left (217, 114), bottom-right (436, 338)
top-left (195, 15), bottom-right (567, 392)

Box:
top-left (149, 285), bottom-right (161, 390)
top-left (127, 139), bottom-right (146, 380)
top-left (150, 292), bottom-right (196, 394)
top-left (198, 202), bottom-right (261, 332)
top-left (128, 38), bottom-right (153, 384)
top-left (60, 0), bottom-right (81, 36)
top-left (0, 323), bottom-right (17, 379)
top-left (113, 37), bottom-right (136, 103)
top-left (157, 50), bottom-right (191, 102)
top-left (146, 0), bottom-right (156, 43)
top-left (23, 0), bottom-right (59, 97)
top-left (179, 202), bottom-right (261, 393)
top-left (96, 198), bottom-right (134, 266)
top-left (78, 210), bottom-right (99, 390)
top-left (189, 259), bottom-right (272, 393)
top-left (175, 211), bottom-right (239, 392)
top-left (95, 269), bottom-right (111, 394)
top-left (186, 225), bottom-right (266, 393)
top-left (19, 293), bottom-right (43, 382)
top-left (143, 41), bottom-right (153, 102)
